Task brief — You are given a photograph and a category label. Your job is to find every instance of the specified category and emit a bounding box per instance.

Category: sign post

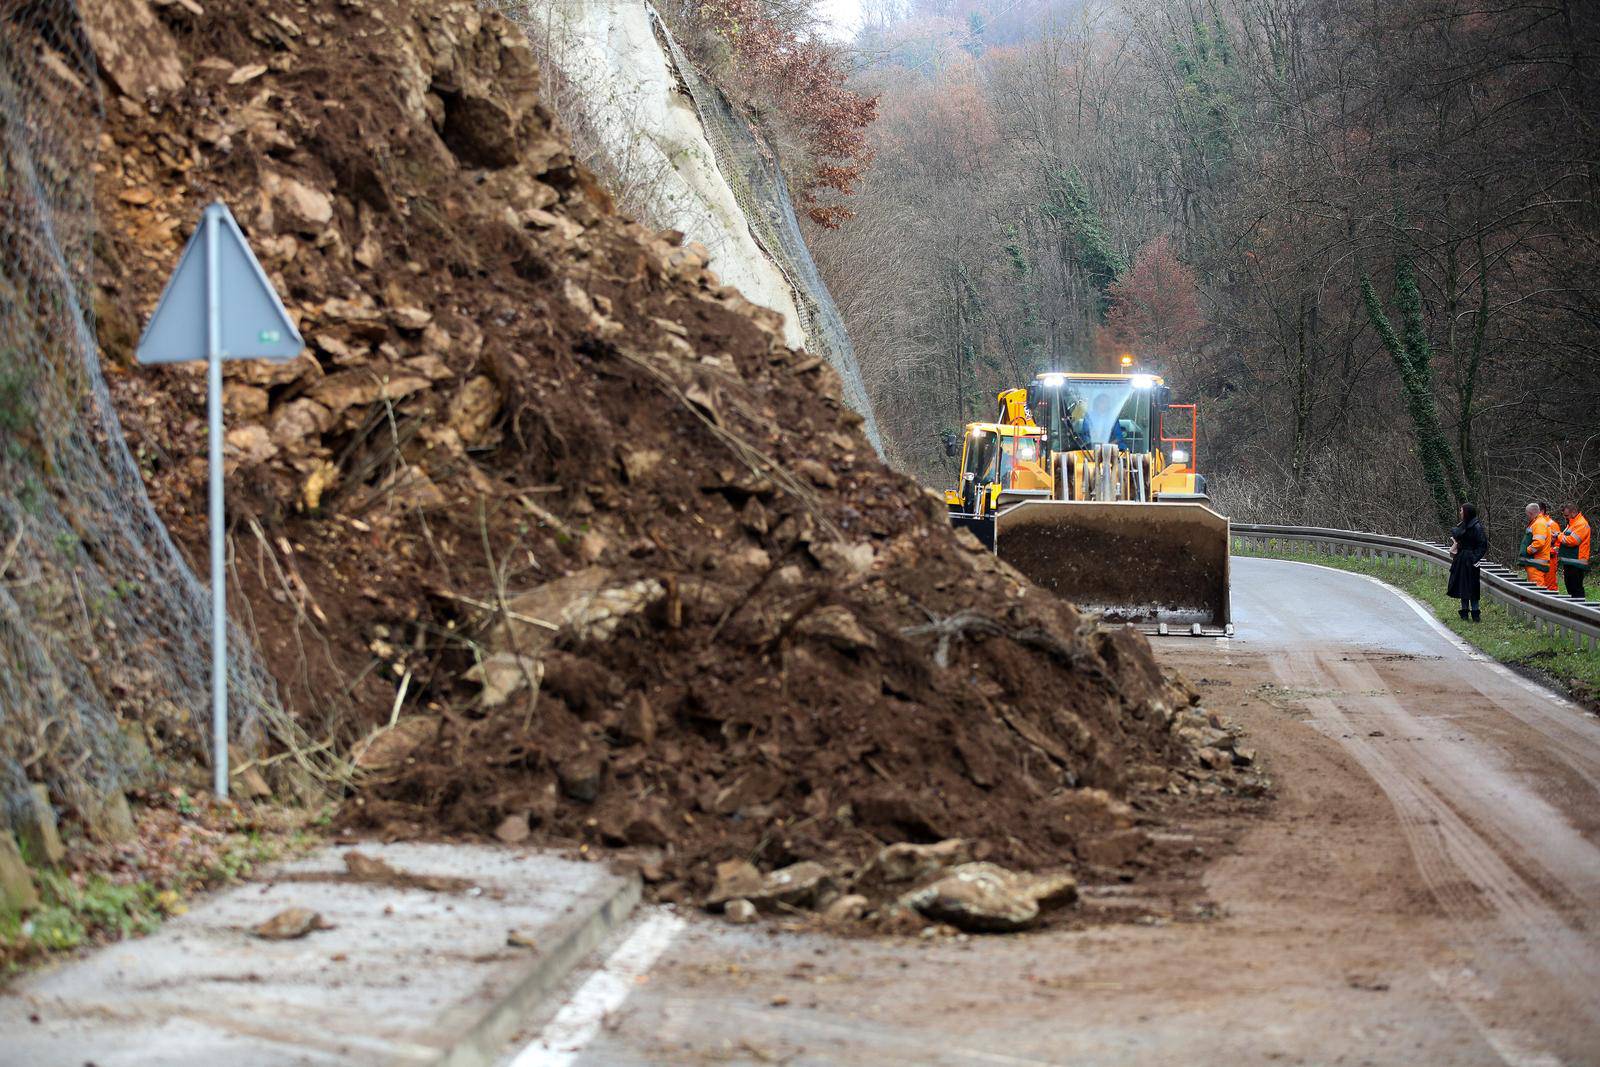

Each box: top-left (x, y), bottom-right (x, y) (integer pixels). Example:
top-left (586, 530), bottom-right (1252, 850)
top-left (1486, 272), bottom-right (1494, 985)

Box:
top-left (137, 201), bottom-right (303, 799)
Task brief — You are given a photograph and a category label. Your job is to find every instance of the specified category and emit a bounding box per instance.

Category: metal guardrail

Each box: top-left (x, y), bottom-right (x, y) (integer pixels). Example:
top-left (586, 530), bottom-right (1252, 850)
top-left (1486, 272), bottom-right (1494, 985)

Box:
top-left (1232, 523), bottom-right (1600, 650)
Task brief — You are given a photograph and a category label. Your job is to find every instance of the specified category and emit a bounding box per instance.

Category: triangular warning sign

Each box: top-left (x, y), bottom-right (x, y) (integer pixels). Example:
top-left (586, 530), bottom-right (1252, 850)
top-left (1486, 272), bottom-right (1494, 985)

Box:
top-left (136, 201), bottom-right (304, 365)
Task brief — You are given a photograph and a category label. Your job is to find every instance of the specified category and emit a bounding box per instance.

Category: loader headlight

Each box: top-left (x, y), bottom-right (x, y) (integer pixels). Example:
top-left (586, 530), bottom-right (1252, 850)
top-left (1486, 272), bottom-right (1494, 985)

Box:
top-left (1131, 374), bottom-right (1154, 390)
top-left (1169, 448), bottom-right (1189, 463)
top-left (1039, 373), bottom-right (1066, 387)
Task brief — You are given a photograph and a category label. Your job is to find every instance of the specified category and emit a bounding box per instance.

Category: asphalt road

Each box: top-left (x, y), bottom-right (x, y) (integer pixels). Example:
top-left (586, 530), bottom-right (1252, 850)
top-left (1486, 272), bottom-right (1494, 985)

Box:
top-left (501, 556), bottom-right (1600, 1067)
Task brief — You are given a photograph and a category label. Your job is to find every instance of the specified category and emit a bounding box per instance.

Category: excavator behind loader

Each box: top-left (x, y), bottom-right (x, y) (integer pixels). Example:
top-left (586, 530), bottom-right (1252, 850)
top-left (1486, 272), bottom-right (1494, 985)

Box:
top-left (943, 370), bottom-right (1231, 632)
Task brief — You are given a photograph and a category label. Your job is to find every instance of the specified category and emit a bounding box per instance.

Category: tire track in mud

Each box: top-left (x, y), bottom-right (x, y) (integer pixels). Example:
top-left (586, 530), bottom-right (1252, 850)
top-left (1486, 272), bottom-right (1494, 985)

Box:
top-left (1456, 667), bottom-right (1600, 798)
top-left (1300, 563), bottom-right (1600, 795)
top-left (1269, 645), bottom-right (1600, 1061)
top-left (1320, 652), bottom-right (1600, 913)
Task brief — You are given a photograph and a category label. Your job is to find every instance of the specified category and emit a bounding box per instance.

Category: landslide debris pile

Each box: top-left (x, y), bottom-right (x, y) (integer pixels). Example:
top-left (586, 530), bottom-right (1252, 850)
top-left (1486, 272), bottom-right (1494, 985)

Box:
top-left (89, 0), bottom-right (1247, 925)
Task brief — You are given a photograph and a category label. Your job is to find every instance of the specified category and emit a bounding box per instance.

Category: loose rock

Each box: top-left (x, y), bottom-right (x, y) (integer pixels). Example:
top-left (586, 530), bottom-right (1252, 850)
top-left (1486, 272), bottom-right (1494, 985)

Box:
top-left (495, 813), bottom-right (530, 844)
top-left (863, 840), bottom-right (972, 884)
top-left (465, 653), bottom-right (542, 709)
top-left (253, 908), bottom-right (332, 940)
top-left (619, 692), bottom-right (656, 746)
top-left (900, 863), bottom-right (1078, 933)
top-left (750, 861), bottom-right (833, 909)
top-left (0, 833), bottom-right (38, 912)
top-left (557, 755), bottom-right (602, 804)
top-left (14, 785), bottom-right (65, 867)
top-left (822, 894), bottom-right (869, 923)
top-left (708, 859), bottom-right (763, 906)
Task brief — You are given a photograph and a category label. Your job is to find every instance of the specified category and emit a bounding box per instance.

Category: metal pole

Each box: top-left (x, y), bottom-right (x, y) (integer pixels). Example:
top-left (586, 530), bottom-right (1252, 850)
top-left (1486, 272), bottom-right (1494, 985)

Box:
top-left (206, 205), bottom-right (229, 800)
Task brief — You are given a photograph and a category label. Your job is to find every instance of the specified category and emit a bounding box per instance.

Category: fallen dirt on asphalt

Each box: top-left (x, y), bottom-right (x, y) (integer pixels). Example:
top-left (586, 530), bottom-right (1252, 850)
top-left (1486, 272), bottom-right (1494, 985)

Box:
top-left (523, 560), bottom-right (1600, 1066)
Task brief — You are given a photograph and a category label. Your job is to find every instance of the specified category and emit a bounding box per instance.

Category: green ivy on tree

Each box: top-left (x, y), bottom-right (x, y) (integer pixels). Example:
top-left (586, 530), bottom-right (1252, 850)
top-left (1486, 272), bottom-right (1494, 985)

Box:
top-left (1003, 223), bottom-right (1044, 367)
top-left (1361, 258), bottom-right (1467, 528)
top-left (1043, 168), bottom-right (1126, 300)
top-left (1170, 17), bottom-right (1237, 170)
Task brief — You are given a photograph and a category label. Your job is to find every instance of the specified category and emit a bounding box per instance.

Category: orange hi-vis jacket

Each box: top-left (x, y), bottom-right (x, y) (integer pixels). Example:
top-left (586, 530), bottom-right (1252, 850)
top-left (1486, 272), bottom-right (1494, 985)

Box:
top-left (1521, 515), bottom-right (1560, 587)
top-left (1559, 512), bottom-right (1591, 572)
top-left (1537, 513), bottom-right (1563, 589)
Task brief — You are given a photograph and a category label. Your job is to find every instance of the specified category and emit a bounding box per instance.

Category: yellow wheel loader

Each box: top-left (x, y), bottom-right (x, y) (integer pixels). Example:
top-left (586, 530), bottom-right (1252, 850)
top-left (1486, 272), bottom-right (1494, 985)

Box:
top-left (943, 371), bottom-right (1231, 632)
top-left (941, 387), bottom-right (1053, 528)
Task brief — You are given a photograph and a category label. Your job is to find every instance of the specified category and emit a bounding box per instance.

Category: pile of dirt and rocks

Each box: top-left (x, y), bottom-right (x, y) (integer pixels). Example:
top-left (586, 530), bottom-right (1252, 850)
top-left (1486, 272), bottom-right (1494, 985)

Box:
top-left (86, 0), bottom-right (1257, 930)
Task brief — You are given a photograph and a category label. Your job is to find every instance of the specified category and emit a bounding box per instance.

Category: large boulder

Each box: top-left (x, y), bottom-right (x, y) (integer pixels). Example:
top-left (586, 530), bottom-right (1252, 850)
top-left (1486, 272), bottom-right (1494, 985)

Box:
top-left (81, 0), bottom-right (184, 100)
top-left (900, 862), bottom-right (1078, 933)
top-left (496, 568), bottom-right (665, 654)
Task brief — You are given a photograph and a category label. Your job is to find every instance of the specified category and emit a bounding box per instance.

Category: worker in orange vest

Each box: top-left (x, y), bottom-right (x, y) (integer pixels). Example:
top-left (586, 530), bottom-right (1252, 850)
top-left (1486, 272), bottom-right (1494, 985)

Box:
top-left (1519, 502), bottom-right (1557, 587)
top-left (1538, 503), bottom-right (1563, 590)
top-left (1558, 503), bottom-right (1591, 599)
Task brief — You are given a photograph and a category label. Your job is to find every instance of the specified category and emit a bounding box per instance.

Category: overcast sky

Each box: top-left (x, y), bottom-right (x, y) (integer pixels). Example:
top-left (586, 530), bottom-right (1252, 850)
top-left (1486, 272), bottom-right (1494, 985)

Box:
top-left (816, 0), bottom-right (865, 40)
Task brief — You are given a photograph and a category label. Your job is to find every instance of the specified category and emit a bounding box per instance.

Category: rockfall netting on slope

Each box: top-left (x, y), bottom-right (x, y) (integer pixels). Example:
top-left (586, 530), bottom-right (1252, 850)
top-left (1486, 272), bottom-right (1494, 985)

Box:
top-left (0, 1), bottom-right (284, 824)
top-left (648, 5), bottom-right (884, 456)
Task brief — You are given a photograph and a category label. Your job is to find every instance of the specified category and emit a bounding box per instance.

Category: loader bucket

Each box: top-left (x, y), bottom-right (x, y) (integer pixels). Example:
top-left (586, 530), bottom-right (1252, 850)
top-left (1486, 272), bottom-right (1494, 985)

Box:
top-left (994, 500), bottom-right (1231, 627)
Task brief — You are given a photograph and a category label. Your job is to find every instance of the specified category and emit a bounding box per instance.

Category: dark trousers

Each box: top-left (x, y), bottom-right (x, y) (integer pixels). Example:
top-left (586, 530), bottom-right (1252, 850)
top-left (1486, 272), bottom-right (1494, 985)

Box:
top-left (1565, 565), bottom-right (1587, 600)
top-left (1459, 597), bottom-right (1479, 616)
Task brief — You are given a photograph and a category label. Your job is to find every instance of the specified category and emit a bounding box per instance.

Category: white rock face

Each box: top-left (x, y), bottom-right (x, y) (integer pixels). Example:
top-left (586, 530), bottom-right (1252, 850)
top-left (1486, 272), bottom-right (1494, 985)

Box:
top-left (530, 0), bottom-right (808, 350)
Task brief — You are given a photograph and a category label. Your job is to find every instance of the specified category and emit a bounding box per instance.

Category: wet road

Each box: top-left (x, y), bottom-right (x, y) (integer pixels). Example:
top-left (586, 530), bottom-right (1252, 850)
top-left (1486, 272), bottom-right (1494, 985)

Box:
top-left (501, 557), bottom-right (1600, 1066)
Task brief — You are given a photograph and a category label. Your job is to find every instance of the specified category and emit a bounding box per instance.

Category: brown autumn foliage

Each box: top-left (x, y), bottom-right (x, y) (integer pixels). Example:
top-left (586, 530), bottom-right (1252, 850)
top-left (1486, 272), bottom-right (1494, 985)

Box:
top-left (812, 0), bottom-right (1600, 541)
top-left (1096, 236), bottom-right (1205, 374)
top-left (667, 0), bottom-right (878, 226)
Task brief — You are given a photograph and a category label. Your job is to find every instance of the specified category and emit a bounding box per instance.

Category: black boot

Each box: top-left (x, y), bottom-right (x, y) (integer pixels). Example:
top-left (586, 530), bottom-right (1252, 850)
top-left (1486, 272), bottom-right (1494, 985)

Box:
top-left (1472, 611), bottom-right (1481, 622)
top-left (1458, 608), bottom-right (1470, 620)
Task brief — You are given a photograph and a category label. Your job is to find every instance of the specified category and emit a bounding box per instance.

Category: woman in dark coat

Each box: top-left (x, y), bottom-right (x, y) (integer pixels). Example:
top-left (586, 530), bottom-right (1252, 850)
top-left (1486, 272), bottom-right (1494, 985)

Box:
top-left (1449, 502), bottom-right (1488, 621)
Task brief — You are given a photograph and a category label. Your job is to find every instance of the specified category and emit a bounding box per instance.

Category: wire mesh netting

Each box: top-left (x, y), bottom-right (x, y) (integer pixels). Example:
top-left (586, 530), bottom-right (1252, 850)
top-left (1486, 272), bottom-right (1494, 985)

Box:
top-left (648, 8), bottom-right (885, 456)
top-left (0, 1), bottom-right (282, 825)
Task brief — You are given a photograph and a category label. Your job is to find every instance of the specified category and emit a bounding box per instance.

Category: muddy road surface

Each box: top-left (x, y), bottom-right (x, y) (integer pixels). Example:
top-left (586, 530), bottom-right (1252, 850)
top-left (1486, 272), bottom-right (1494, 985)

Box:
top-left (500, 556), bottom-right (1600, 1066)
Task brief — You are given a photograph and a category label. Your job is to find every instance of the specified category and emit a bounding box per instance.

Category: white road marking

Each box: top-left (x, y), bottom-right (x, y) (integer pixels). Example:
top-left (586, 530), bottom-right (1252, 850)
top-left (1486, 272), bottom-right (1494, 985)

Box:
top-left (1263, 558), bottom-right (1584, 710)
top-left (508, 911), bottom-right (685, 1067)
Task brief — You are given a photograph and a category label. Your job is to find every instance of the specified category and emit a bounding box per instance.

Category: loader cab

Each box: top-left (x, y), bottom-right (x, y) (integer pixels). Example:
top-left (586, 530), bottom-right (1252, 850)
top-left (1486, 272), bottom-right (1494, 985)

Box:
top-left (1027, 372), bottom-right (1162, 457)
top-left (945, 424), bottom-right (1050, 515)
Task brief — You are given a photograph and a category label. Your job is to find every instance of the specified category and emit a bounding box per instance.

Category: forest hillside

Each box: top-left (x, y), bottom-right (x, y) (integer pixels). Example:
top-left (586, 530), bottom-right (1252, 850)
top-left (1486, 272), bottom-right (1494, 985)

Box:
top-left (811, 0), bottom-right (1600, 537)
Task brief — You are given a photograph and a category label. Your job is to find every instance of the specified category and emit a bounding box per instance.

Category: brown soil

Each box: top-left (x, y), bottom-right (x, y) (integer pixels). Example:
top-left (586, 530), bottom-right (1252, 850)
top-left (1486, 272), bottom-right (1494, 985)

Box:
top-left (551, 633), bottom-right (1600, 1065)
top-left (87, 0), bottom-right (1251, 906)
top-left (271, 850), bottom-right (476, 895)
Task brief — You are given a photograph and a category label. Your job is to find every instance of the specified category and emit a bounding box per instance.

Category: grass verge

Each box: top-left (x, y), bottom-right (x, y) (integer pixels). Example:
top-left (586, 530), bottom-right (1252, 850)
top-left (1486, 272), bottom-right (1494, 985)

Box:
top-left (1, 789), bottom-right (326, 980)
top-left (1235, 545), bottom-right (1600, 710)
